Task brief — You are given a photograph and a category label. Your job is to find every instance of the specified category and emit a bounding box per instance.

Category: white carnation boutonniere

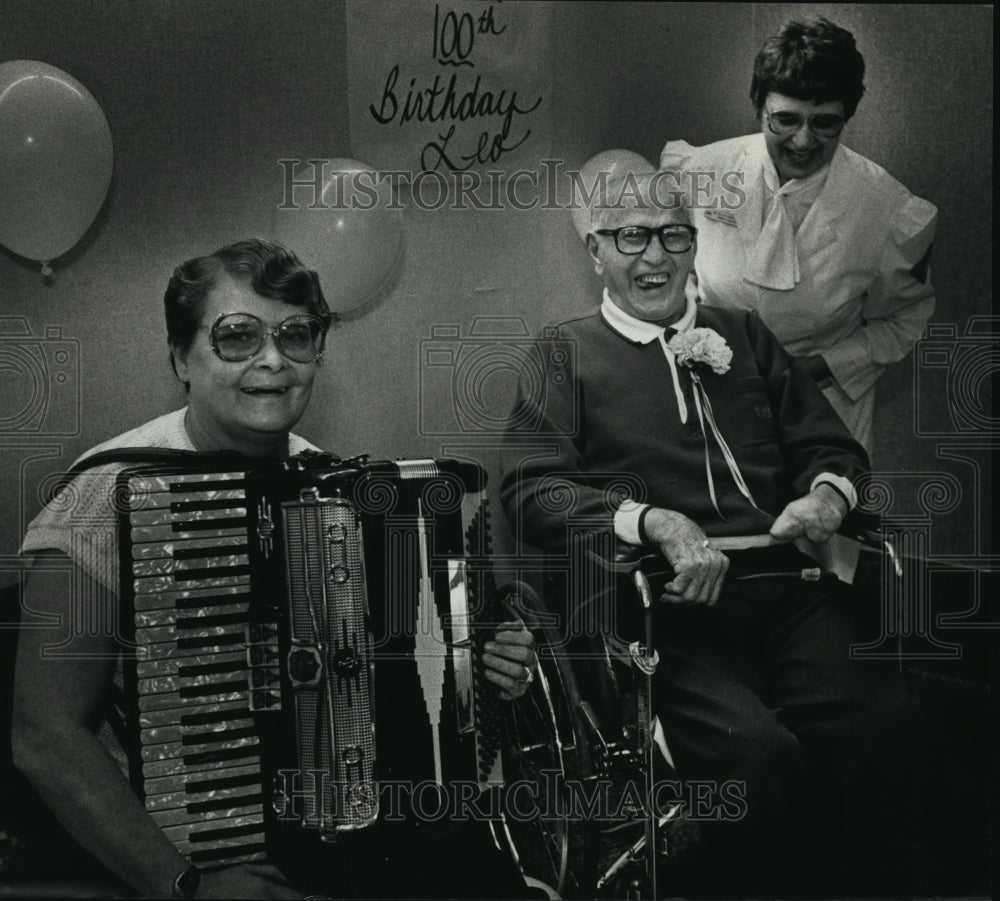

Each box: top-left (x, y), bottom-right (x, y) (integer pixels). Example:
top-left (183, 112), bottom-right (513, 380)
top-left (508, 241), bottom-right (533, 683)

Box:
top-left (666, 327), bottom-right (733, 375)
top-left (664, 326), bottom-right (760, 519)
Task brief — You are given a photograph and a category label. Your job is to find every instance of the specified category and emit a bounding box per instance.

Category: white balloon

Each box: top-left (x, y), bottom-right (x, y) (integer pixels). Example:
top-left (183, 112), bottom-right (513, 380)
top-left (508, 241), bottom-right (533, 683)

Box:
top-left (273, 158), bottom-right (404, 315)
top-left (0, 60), bottom-right (113, 264)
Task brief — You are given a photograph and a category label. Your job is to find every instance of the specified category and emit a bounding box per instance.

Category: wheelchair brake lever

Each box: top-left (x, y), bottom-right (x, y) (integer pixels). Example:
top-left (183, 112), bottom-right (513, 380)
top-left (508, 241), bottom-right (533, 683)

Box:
top-left (883, 538), bottom-right (904, 579)
top-left (633, 570), bottom-right (653, 610)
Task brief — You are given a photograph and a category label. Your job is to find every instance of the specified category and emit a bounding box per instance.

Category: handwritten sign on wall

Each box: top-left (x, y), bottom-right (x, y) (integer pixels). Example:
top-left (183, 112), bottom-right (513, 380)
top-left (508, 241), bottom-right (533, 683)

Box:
top-left (346, 1), bottom-right (552, 175)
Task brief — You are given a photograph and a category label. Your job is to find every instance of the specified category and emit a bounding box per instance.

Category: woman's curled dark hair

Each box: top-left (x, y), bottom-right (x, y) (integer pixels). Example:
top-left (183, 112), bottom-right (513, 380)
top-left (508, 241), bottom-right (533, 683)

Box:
top-left (164, 238), bottom-right (333, 365)
top-left (750, 17), bottom-right (866, 119)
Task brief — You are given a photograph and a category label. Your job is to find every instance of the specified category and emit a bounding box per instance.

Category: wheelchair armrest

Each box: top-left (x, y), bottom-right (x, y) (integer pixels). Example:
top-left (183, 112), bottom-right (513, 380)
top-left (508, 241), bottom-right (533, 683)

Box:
top-left (589, 512), bottom-right (887, 585)
top-left (587, 545), bottom-right (674, 580)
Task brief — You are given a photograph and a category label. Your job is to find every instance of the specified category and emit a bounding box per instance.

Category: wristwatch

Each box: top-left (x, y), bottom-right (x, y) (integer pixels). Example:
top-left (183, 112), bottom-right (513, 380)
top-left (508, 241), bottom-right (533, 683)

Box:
top-left (171, 864), bottom-right (201, 898)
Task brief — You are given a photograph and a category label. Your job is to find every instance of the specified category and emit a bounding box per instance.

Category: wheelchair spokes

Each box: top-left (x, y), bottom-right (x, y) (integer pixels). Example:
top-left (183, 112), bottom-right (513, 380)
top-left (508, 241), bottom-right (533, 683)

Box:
top-left (501, 642), bottom-right (598, 898)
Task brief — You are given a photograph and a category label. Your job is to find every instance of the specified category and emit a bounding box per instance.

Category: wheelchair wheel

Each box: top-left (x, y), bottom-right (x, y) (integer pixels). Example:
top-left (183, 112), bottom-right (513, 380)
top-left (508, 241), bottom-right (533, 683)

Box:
top-left (495, 583), bottom-right (599, 898)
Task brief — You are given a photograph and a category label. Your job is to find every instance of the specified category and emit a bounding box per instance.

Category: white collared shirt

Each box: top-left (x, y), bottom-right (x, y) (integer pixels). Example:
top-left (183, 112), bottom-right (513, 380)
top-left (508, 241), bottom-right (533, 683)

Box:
top-left (600, 288), bottom-right (698, 340)
top-left (601, 289), bottom-right (697, 425)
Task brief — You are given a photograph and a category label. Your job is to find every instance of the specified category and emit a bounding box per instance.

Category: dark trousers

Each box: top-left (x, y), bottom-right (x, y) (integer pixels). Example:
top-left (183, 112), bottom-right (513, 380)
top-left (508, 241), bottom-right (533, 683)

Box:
top-left (650, 553), bottom-right (923, 896)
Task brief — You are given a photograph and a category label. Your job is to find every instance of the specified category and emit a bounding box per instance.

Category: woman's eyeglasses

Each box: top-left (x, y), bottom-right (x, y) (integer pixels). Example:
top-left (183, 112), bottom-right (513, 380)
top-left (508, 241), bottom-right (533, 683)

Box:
top-left (207, 312), bottom-right (327, 363)
top-left (764, 108), bottom-right (846, 139)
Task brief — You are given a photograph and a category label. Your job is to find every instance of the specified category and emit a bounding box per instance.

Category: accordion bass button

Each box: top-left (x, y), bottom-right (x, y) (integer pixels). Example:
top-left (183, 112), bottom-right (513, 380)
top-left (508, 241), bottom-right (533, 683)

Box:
top-left (288, 646), bottom-right (323, 686)
top-left (331, 646), bottom-right (361, 678)
top-left (342, 746), bottom-right (363, 766)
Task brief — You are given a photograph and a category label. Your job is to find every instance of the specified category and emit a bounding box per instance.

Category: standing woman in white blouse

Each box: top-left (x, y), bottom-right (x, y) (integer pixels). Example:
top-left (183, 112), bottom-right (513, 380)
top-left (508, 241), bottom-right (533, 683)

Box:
top-left (661, 17), bottom-right (937, 453)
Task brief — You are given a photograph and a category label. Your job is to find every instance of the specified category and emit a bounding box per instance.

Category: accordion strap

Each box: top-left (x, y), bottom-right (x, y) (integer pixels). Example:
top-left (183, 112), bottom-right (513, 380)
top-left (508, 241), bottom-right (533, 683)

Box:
top-left (44, 447), bottom-right (273, 505)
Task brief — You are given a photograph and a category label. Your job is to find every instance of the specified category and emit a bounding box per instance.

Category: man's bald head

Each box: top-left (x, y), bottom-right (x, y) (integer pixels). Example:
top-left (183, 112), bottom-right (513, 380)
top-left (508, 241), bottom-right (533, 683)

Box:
top-left (588, 170), bottom-right (690, 234)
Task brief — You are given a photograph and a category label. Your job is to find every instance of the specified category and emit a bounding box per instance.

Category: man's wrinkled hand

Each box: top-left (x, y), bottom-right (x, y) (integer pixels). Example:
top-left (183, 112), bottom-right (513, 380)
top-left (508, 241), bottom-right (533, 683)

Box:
top-left (643, 508), bottom-right (729, 605)
top-left (770, 484), bottom-right (847, 544)
top-left (482, 621), bottom-right (537, 700)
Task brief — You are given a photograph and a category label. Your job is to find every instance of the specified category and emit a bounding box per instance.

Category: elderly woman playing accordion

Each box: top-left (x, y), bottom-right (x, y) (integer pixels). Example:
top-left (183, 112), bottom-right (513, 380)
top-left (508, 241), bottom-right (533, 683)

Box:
top-left (12, 239), bottom-right (534, 899)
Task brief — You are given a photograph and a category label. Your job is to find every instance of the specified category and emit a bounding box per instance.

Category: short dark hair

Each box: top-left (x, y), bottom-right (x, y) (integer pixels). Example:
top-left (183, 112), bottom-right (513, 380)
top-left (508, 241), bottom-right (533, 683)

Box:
top-left (750, 18), bottom-right (866, 119)
top-left (164, 238), bottom-right (333, 373)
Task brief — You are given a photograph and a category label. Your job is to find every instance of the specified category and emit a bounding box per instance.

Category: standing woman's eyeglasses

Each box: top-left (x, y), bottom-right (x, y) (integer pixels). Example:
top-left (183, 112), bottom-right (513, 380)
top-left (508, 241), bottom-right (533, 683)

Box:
top-left (764, 108), bottom-right (846, 139)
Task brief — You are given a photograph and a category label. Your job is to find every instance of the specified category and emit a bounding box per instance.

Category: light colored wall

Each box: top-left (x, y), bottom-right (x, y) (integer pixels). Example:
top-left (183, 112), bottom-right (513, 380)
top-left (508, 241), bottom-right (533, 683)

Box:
top-left (0, 2), bottom-right (992, 579)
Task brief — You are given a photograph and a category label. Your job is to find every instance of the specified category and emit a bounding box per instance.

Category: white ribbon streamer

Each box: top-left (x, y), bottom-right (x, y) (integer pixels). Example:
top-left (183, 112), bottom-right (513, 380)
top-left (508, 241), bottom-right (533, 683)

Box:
top-left (689, 370), bottom-right (762, 517)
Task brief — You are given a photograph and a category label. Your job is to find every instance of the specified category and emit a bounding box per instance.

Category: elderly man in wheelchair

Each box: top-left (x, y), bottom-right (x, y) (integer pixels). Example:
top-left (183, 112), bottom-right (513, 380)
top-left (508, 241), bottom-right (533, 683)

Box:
top-left (498, 171), bottom-right (928, 898)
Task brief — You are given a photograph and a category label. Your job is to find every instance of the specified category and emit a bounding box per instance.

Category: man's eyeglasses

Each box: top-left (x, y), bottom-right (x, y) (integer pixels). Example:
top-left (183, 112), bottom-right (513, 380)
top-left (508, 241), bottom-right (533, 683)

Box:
top-left (594, 224), bottom-right (697, 256)
top-left (764, 108), bottom-right (846, 139)
top-left (208, 312), bottom-right (327, 363)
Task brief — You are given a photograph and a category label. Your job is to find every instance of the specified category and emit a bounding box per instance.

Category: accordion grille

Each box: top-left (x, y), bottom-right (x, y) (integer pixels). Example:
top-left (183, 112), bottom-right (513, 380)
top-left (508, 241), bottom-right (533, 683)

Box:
top-left (283, 495), bottom-right (378, 835)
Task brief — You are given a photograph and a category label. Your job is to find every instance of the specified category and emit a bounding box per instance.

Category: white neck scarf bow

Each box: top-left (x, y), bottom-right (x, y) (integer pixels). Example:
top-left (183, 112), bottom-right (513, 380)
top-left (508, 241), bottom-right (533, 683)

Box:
top-left (745, 169), bottom-right (800, 290)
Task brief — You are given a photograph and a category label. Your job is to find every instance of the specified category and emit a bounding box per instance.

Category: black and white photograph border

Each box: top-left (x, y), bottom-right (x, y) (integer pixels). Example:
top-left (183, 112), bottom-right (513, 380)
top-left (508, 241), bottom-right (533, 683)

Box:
top-left (0, 3), bottom-right (994, 900)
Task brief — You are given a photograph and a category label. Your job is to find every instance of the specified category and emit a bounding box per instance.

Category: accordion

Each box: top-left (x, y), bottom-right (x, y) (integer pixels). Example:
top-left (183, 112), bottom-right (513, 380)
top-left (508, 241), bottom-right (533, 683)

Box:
top-left (116, 454), bottom-right (505, 873)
